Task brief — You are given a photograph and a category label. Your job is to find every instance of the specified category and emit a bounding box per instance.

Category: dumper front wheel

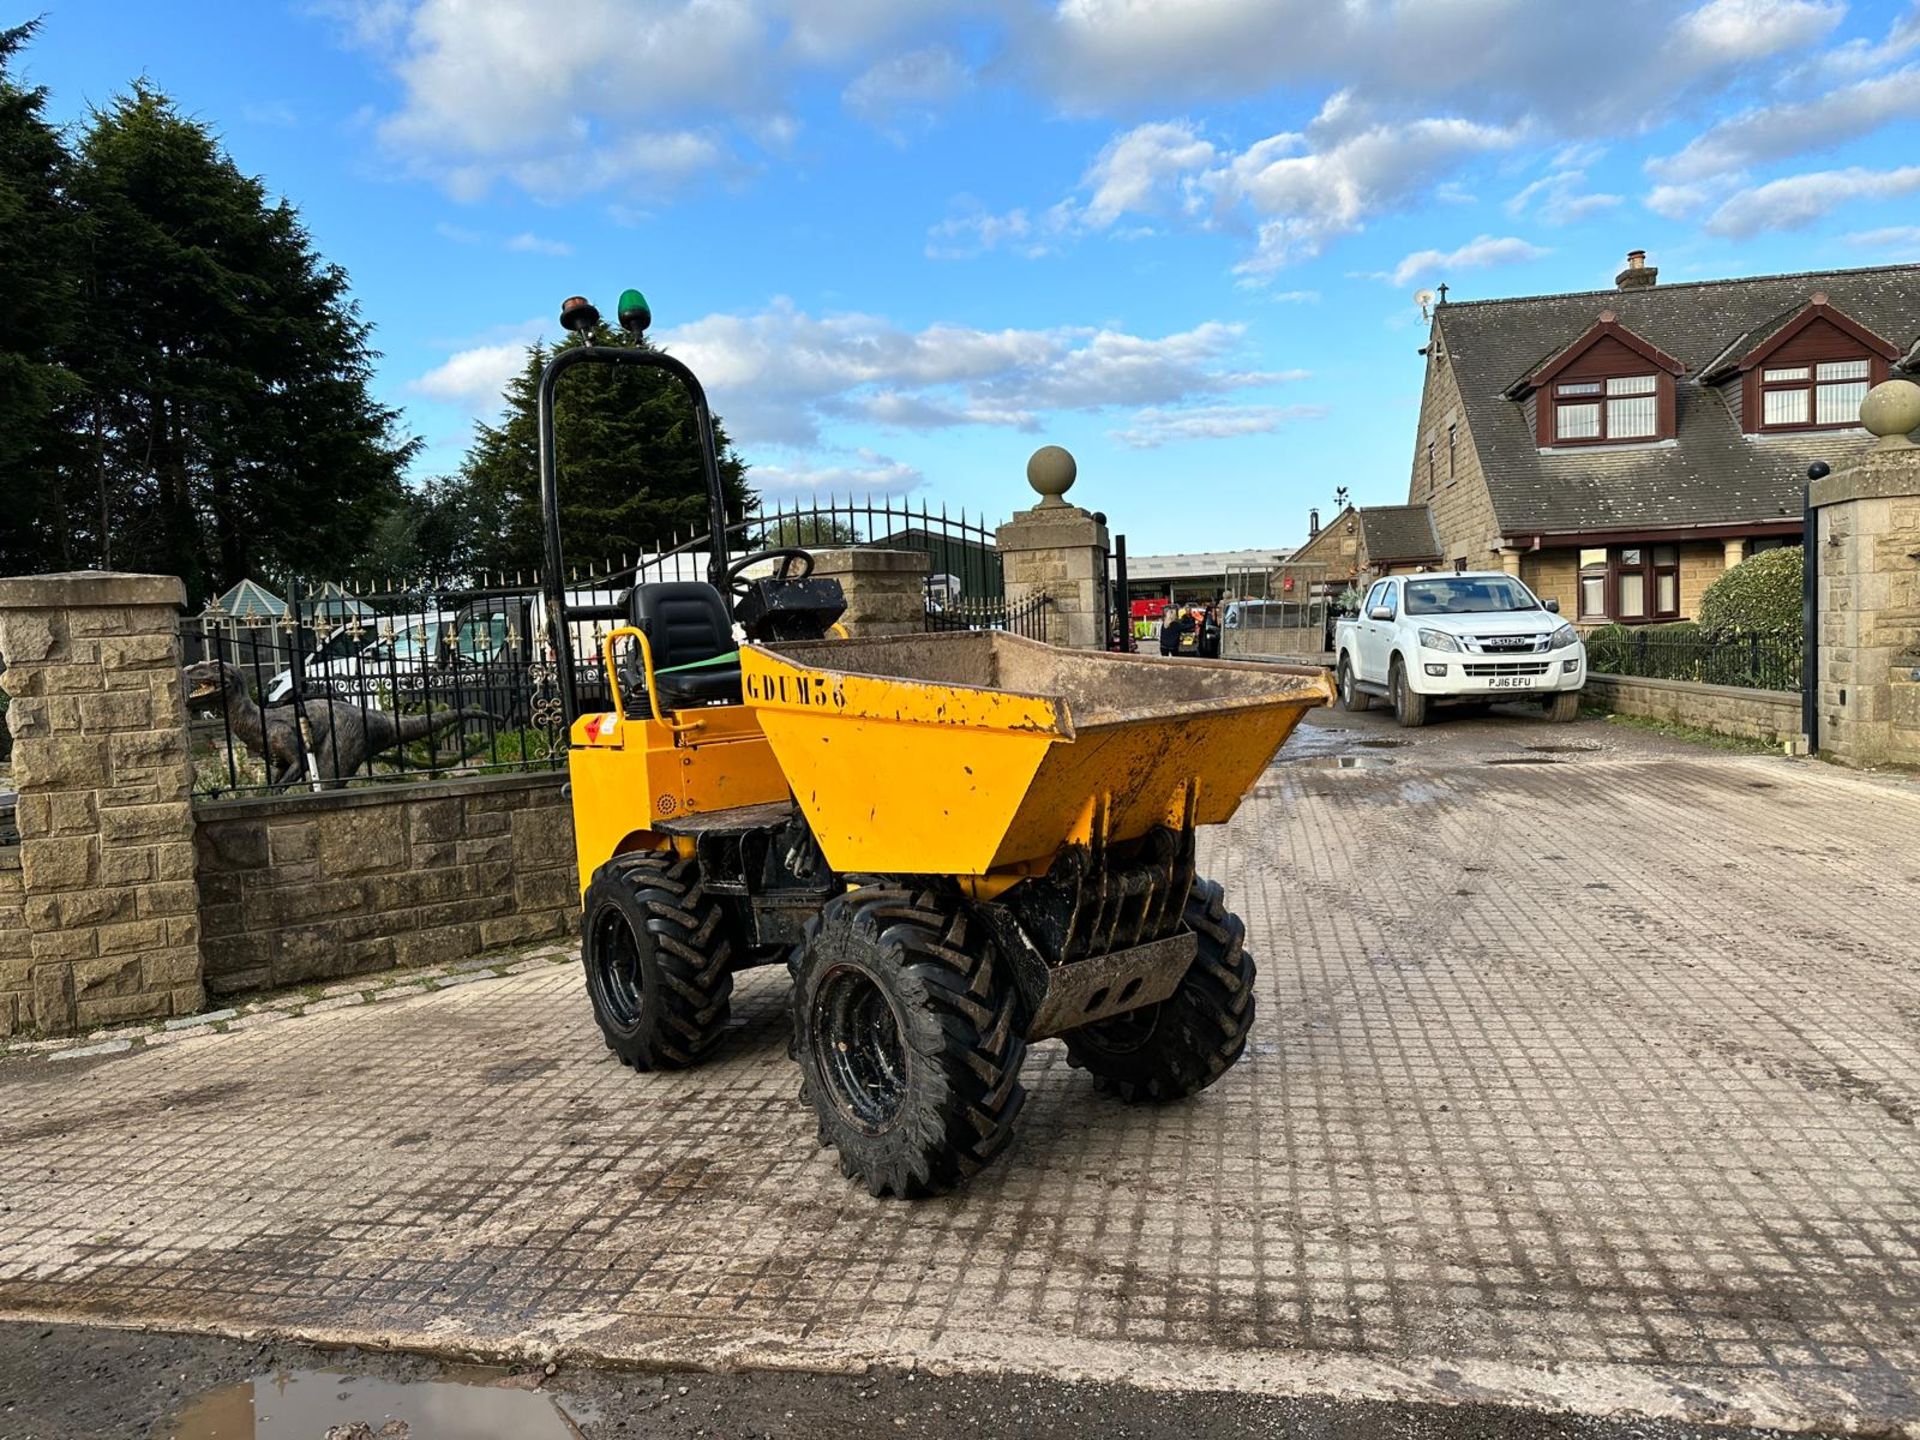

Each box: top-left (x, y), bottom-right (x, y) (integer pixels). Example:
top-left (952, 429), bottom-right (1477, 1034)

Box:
top-left (791, 885), bottom-right (1027, 1198)
top-left (1064, 879), bottom-right (1254, 1103)
top-left (581, 853), bottom-right (735, 1071)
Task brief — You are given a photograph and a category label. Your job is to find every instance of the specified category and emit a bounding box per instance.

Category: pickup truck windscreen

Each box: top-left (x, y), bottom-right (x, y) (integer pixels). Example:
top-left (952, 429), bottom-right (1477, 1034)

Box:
top-left (1403, 577), bottom-right (1541, 615)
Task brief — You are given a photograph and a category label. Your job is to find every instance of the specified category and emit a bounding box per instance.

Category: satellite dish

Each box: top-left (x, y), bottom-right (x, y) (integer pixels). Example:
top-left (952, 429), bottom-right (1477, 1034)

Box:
top-left (1414, 288), bottom-right (1437, 319)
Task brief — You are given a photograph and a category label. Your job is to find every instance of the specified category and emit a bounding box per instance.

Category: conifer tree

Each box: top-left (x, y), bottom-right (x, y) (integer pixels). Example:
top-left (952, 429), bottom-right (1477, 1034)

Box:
top-left (457, 326), bottom-right (753, 573)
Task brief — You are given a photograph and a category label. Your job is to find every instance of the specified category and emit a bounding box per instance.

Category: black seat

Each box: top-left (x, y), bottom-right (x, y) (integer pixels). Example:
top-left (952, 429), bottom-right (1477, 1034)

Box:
top-left (629, 582), bottom-right (743, 710)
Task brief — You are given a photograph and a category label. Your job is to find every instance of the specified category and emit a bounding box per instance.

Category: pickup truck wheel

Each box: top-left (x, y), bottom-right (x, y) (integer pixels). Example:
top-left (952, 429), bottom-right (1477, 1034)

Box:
top-left (791, 884), bottom-right (1027, 1199)
top-left (1064, 879), bottom-right (1255, 1103)
top-left (1337, 655), bottom-right (1372, 712)
top-left (582, 852), bottom-right (735, 1071)
top-left (1390, 659), bottom-right (1429, 728)
top-left (1544, 691), bottom-right (1581, 723)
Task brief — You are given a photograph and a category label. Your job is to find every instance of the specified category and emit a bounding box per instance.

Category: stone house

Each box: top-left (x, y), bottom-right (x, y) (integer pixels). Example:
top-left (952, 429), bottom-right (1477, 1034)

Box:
top-left (1286, 502), bottom-right (1443, 593)
top-left (1393, 253), bottom-right (1920, 625)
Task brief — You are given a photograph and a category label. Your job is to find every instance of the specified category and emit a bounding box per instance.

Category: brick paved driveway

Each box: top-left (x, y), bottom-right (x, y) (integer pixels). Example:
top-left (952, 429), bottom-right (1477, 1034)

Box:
top-left (2, 711), bottom-right (1918, 1433)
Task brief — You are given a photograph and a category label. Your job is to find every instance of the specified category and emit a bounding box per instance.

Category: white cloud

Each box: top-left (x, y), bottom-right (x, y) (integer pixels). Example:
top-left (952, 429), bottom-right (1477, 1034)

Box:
top-left (1845, 224), bottom-right (1920, 252)
top-left (1505, 171), bottom-right (1623, 226)
top-left (1266, 290), bottom-right (1320, 303)
top-left (925, 102), bottom-right (1527, 276)
top-left (1703, 164), bottom-right (1920, 236)
top-left (1388, 235), bottom-right (1550, 287)
top-left (1027, 0), bottom-right (1842, 132)
top-left (1798, 1), bottom-right (1920, 82)
top-left (843, 44), bottom-right (973, 132)
top-left (1081, 120), bottom-right (1216, 227)
top-left (648, 299), bottom-right (1297, 447)
top-left (1674, 0), bottom-right (1843, 62)
top-left (408, 317), bottom-right (547, 414)
top-left (1110, 402), bottom-right (1326, 449)
top-left (753, 449), bottom-right (924, 495)
top-left (410, 342), bottom-right (531, 412)
top-left (925, 202), bottom-right (1057, 260)
top-left (1648, 66), bottom-right (1920, 182)
top-left (1645, 183), bottom-right (1715, 219)
top-left (1219, 106), bottom-right (1528, 274)
top-left (505, 231), bottom-right (573, 257)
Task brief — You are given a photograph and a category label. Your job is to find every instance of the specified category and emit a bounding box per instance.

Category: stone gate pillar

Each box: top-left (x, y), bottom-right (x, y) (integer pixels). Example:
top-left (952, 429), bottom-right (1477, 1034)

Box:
top-left (1808, 380), bottom-right (1920, 768)
top-left (808, 548), bottom-right (931, 637)
top-left (996, 446), bottom-right (1111, 649)
top-left (0, 573), bottom-right (202, 1036)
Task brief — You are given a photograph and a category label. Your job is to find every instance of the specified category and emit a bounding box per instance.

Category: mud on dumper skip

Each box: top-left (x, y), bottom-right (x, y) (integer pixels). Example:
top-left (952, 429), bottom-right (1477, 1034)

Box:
top-left (539, 289), bottom-right (1332, 1198)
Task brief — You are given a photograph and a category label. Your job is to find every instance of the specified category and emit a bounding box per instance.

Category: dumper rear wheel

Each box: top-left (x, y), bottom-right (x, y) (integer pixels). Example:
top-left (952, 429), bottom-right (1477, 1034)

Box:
top-left (581, 853), bottom-right (734, 1071)
top-left (1064, 879), bottom-right (1254, 1103)
top-left (791, 885), bottom-right (1027, 1198)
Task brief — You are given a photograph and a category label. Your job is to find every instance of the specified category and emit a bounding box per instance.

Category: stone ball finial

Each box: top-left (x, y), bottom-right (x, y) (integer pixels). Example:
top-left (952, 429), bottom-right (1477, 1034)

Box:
top-left (1026, 445), bottom-right (1077, 507)
top-left (1860, 378), bottom-right (1920, 450)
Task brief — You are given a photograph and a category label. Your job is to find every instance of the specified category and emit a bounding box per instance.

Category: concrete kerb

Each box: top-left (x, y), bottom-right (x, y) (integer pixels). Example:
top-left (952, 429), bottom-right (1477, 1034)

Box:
top-left (0, 938), bottom-right (580, 1063)
top-left (0, 1289), bottom-right (1888, 1438)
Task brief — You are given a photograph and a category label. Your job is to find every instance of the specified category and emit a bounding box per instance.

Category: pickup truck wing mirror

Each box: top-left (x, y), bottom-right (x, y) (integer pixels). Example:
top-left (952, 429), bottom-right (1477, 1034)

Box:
top-left (1368, 606), bottom-right (1394, 621)
top-left (1543, 598), bottom-right (1561, 613)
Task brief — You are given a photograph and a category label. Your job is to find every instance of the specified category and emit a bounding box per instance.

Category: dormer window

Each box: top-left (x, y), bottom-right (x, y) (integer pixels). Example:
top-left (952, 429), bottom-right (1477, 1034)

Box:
top-left (1517, 311), bottom-right (1684, 450)
top-left (1710, 296), bottom-right (1898, 435)
top-left (1759, 358), bottom-right (1871, 430)
top-left (1554, 375), bottom-right (1658, 443)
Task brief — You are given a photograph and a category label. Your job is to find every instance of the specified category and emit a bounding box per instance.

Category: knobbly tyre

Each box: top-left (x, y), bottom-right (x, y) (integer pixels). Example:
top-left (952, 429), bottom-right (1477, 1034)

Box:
top-left (542, 288), bottom-right (1333, 1198)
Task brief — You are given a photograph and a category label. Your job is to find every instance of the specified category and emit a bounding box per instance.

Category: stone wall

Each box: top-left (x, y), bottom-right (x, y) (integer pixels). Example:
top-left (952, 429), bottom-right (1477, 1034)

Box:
top-left (0, 847), bottom-right (26, 1035)
top-left (1583, 673), bottom-right (1800, 744)
top-left (1811, 426), bottom-right (1920, 768)
top-left (196, 772), bottom-right (576, 998)
top-left (0, 572), bottom-right (202, 1036)
top-left (808, 548), bottom-right (930, 637)
top-left (1414, 328), bottom-right (1505, 567)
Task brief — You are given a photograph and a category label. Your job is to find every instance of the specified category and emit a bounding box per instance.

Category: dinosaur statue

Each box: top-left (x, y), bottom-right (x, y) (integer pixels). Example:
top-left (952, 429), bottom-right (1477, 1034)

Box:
top-left (183, 659), bottom-right (493, 790)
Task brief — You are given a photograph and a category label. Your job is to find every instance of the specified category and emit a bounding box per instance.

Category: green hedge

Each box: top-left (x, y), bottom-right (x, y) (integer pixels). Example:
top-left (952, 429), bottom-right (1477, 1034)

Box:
top-left (1697, 546), bottom-right (1803, 636)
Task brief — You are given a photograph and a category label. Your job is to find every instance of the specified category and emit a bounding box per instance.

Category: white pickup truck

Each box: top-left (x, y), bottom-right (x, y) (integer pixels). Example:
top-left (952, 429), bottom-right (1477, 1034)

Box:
top-left (1333, 571), bottom-right (1586, 727)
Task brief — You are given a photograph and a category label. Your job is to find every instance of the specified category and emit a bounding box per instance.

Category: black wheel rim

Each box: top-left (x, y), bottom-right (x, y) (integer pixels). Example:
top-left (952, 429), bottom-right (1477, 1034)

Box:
top-left (1084, 1001), bottom-right (1162, 1057)
top-left (813, 964), bottom-right (909, 1134)
top-left (591, 906), bottom-right (645, 1028)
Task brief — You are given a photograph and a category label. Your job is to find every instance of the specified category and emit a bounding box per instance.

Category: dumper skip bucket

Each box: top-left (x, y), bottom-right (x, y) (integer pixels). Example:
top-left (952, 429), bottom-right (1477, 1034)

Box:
top-left (741, 632), bottom-right (1332, 878)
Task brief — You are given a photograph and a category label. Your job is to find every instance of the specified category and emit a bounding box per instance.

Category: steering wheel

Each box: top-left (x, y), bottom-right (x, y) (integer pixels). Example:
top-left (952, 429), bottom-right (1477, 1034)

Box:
top-left (723, 548), bottom-right (815, 606)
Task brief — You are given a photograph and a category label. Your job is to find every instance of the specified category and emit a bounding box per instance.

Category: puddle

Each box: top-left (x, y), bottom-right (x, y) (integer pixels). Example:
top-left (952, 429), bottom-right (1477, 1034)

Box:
top-left (1486, 756), bottom-right (1564, 765)
top-left (1522, 743), bottom-right (1600, 754)
top-left (1353, 738), bottom-right (1406, 749)
top-left (1292, 754), bottom-right (1397, 770)
top-left (161, 1369), bottom-right (586, 1439)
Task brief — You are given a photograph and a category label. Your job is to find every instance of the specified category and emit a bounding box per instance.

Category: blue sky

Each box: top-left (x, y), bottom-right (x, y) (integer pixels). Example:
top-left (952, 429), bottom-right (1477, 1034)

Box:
top-left (18, 0), bottom-right (1920, 552)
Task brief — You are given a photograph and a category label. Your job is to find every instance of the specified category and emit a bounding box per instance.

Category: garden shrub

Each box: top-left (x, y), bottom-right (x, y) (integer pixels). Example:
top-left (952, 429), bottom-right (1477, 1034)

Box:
top-left (1697, 547), bottom-right (1802, 636)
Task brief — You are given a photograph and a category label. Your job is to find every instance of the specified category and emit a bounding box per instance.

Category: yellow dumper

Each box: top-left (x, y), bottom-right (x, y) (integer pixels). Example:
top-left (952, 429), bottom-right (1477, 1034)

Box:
top-left (535, 289), bottom-right (1331, 1197)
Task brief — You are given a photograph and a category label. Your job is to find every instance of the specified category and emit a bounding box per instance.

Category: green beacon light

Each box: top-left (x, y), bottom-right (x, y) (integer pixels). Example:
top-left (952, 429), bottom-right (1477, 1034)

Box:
top-left (617, 288), bottom-right (652, 337)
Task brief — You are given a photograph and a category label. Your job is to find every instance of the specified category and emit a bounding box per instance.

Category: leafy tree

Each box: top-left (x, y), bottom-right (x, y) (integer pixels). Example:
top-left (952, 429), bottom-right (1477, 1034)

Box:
top-left (1697, 546), bottom-right (1803, 636)
top-left (62, 83), bottom-right (415, 600)
top-left (357, 476), bottom-right (482, 588)
top-left (759, 513), bottom-right (857, 548)
top-left (458, 327), bottom-right (753, 574)
top-left (0, 21), bottom-right (80, 574)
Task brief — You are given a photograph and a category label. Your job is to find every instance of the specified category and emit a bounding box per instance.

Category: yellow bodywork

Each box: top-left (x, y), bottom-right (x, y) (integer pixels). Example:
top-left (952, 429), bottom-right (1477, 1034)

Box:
top-left (567, 627), bottom-right (787, 892)
top-left (568, 627), bottom-right (1331, 895)
top-left (741, 632), bottom-right (1331, 880)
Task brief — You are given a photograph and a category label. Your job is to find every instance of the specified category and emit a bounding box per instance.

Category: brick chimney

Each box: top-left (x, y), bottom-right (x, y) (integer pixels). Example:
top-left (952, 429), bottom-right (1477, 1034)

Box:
top-left (1616, 249), bottom-right (1657, 290)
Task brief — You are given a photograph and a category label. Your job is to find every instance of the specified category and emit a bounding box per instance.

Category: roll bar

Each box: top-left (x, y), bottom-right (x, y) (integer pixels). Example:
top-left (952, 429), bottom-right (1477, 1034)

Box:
top-left (536, 340), bottom-right (731, 726)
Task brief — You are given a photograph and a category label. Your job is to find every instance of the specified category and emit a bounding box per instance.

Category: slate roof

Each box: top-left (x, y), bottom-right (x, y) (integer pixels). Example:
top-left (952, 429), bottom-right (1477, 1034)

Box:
top-left (1436, 263), bottom-right (1920, 536)
top-left (1359, 504), bottom-right (1443, 563)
